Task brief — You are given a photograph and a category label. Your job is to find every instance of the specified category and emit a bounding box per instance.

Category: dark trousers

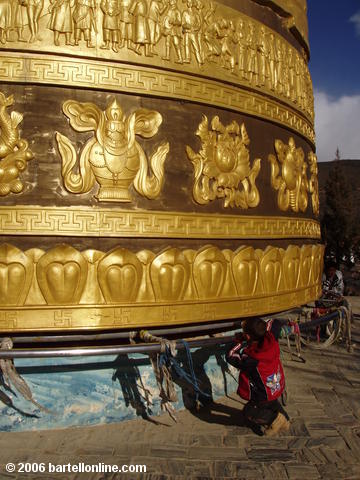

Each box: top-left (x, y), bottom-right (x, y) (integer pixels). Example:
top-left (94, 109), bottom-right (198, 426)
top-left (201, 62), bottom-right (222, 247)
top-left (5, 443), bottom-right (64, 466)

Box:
top-left (243, 399), bottom-right (289, 430)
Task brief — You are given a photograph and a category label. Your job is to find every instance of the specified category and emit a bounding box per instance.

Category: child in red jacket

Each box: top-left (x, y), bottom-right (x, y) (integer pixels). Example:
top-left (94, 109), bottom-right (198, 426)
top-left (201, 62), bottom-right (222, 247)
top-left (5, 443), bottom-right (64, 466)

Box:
top-left (226, 318), bottom-right (290, 436)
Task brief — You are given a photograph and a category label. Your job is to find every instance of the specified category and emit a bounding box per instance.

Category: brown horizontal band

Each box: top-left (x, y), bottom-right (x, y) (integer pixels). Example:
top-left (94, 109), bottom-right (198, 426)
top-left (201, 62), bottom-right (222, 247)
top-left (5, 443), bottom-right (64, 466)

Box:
top-left (0, 53), bottom-right (315, 146)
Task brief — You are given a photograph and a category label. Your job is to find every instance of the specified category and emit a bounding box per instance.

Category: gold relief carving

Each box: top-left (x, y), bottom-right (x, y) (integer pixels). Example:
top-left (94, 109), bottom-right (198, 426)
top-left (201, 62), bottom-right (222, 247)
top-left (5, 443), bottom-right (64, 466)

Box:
top-left (282, 245), bottom-right (301, 290)
top-left (36, 245), bottom-right (88, 305)
top-left (0, 206), bottom-right (321, 239)
top-left (56, 98), bottom-right (169, 202)
top-left (299, 244), bottom-right (312, 288)
top-left (98, 247), bottom-right (143, 302)
top-left (136, 249), bottom-right (156, 302)
top-left (311, 244), bottom-right (324, 285)
top-left (232, 246), bottom-right (259, 296)
top-left (193, 246), bottom-right (227, 299)
top-left (308, 151), bottom-right (319, 216)
top-left (268, 137), bottom-right (308, 212)
top-left (150, 248), bottom-right (190, 302)
top-left (0, 54), bottom-right (315, 145)
top-left (80, 250), bottom-right (105, 304)
top-left (259, 246), bottom-right (283, 294)
top-left (0, 244), bottom-right (33, 306)
top-left (0, 1), bottom-right (314, 121)
top-left (0, 92), bottom-right (34, 196)
top-left (0, 242), bottom-right (324, 331)
top-left (187, 116), bottom-right (261, 208)
top-left (0, 242), bottom-right (324, 308)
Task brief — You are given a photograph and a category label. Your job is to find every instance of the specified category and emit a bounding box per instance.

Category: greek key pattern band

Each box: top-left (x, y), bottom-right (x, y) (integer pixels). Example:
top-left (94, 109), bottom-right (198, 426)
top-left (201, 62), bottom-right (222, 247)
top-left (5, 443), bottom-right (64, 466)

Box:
top-left (0, 54), bottom-right (315, 145)
top-left (0, 206), bottom-right (321, 239)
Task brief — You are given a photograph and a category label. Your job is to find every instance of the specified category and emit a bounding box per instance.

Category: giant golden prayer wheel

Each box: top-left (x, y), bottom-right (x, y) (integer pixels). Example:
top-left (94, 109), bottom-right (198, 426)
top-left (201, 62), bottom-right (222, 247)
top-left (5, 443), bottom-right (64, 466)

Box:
top-left (0, 0), bottom-right (322, 332)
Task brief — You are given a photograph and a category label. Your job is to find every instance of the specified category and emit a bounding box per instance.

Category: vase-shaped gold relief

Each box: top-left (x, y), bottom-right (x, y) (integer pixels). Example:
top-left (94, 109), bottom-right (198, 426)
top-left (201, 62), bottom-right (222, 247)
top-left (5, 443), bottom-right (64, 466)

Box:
top-left (232, 246), bottom-right (260, 296)
top-left (308, 151), bottom-right (320, 216)
top-left (187, 115), bottom-right (261, 208)
top-left (0, 244), bottom-right (33, 306)
top-left (150, 248), bottom-right (190, 302)
top-left (268, 137), bottom-right (308, 212)
top-left (282, 245), bottom-right (301, 290)
top-left (0, 92), bottom-right (34, 196)
top-left (98, 248), bottom-right (143, 302)
top-left (311, 244), bottom-right (324, 286)
top-left (36, 245), bottom-right (88, 305)
top-left (56, 98), bottom-right (169, 202)
top-left (299, 245), bottom-right (313, 288)
top-left (259, 246), bottom-right (283, 294)
top-left (193, 246), bottom-right (227, 299)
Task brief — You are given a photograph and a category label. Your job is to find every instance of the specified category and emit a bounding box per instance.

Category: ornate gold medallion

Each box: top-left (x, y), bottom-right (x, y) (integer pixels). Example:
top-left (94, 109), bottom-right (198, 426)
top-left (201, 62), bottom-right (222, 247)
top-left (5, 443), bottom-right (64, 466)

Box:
top-left (0, 92), bottom-right (33, 196)
top-left (56, 98), bottom-right (169, 202)
top-left (187, 116), bottom-right (261, 208)
top-left (268, 137), bottom-right (308, 212)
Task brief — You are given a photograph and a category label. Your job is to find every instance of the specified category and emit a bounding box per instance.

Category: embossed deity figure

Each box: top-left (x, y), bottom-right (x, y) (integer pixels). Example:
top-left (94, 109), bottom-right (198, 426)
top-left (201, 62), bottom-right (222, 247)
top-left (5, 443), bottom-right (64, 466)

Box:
top-left (148, 0), bottom-right (165, 55)
top-left (56, 98), bottom-right (170, 202)
top-left (73, 0), bottom-right (96, 48)
top-left (202, 1), bottom-right (221, 62)
top-left (257, 26), bottom-right (266, 86)
top-left (181, 0), bottom-right (204, 65)
top-left (118, 0), bottom-right (132, 48)
top-left (10, 0), bottom-right (26, 42)
top-left (0, 0), bottom-right (11, 43)
top-left (129, 0), bottom-right (151, 56)
top-left (162, 0), bottom-right (183, 63)
top-left (26, 0), bottom-right (44, 43)
top-left (246, 22), bottom-right (258, 86)
top-left (100, 0), bottom-right (120, 52)
top-left (48, 0), bottom-right (74, 46)
top-left (234, 19), bottom-right (246, 79)
top-left (217, 18), bottom-right (236, 73)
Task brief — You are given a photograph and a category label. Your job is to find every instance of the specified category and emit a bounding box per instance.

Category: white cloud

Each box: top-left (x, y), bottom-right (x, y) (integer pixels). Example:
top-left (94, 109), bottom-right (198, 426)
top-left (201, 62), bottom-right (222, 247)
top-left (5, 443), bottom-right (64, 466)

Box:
top-left (350, 11), bottom-right (360, 35)
top-left (314, 90), bottom-right (360, 161)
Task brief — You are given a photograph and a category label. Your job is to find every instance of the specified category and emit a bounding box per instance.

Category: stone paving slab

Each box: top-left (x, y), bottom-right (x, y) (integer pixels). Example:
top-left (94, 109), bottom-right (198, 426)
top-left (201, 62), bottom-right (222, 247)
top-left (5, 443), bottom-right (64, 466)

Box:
top-left (0, 299), bottom-right (360, 479)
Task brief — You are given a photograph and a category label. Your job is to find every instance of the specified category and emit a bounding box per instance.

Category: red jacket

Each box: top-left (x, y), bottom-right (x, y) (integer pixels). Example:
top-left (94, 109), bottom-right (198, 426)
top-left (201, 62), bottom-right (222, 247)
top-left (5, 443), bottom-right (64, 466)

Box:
top-left (226, 331), bottom-right (285, 402)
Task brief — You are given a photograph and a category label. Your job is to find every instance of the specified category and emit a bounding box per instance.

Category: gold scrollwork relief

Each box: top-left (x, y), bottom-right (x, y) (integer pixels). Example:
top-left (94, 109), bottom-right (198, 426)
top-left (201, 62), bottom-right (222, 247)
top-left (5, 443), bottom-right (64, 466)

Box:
top-left (0, 92), bottom-right (33, 196)
top-left (268, 137), bottom-right (308, 213)
top-left (0, 242), bottom-right (324, 311)
top-left (268, 138), bottom-right (320, 215)
top-left (56, 98), bottom-right (169, 202)
top-left (308, 151), bottom-right (319, 216)
top-left (187, 116), bottom-right (261, 208)
top-left (0, 1), bottom-right (314, 121)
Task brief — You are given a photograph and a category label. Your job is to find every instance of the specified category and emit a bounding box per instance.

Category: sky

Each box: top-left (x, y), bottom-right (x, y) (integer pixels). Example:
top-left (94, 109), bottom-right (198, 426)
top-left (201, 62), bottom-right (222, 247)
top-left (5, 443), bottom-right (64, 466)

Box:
top-left (307, 0), bottom-right (360, 161)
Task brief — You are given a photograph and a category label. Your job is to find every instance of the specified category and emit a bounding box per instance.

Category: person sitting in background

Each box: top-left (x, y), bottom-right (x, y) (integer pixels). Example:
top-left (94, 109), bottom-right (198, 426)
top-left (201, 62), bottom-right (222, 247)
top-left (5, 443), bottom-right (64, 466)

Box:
top-left (226, 318), bottom-right (290, 436)
top-left (322, 260), bottom-right (344, 299)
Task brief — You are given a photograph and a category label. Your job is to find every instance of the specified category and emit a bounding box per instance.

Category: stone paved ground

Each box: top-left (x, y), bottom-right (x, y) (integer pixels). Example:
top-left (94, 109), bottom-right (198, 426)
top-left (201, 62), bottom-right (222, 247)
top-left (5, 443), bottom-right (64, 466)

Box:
top-left (0, 299), bottom-right (360, 480)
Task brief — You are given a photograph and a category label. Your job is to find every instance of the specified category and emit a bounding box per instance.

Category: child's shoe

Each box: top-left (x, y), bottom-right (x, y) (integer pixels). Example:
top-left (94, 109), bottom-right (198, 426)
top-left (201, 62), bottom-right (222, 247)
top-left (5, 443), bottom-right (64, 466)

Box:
top-left (264, 412), bottom-right (290, 436)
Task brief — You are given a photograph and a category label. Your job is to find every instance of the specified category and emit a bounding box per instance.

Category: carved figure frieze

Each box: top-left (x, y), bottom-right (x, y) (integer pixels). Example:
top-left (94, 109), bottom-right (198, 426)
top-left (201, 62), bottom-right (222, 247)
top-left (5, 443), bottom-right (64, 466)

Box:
top-left (0, 92), bottom-right (34, 196)
top-left (56, 97), bottom-right (169, 202)
top-left (308, 151), bottom-right (319, 216)
top-left (186, 115), bottom-right (261, 208)
top-left (0, 242), bottom-right (324, 307)
top-left (268, 137), bottom-right (308, 213)
top-left (0, 0), bottom-right (314, 120)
